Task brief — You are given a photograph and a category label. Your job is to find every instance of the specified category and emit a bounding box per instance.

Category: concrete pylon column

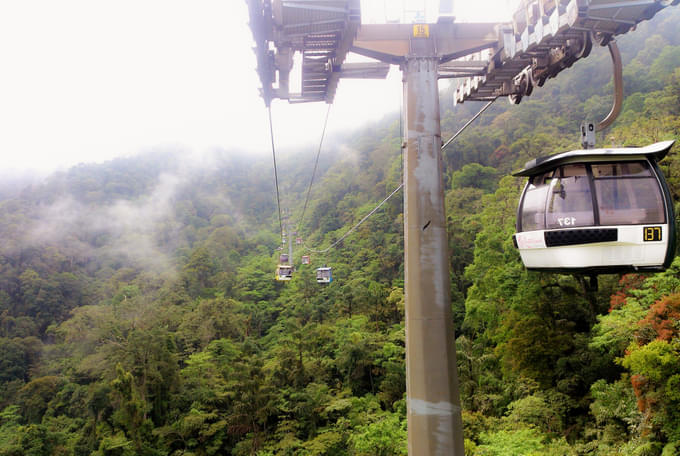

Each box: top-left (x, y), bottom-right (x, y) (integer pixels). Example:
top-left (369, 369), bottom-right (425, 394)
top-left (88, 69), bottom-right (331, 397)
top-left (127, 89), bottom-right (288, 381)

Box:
top-left (402, 54), bottom-right (464, 455)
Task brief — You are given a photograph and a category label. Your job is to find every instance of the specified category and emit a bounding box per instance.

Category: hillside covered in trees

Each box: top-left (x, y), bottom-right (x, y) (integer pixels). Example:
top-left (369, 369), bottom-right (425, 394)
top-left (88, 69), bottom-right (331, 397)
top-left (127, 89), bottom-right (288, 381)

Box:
top-left (1, 7), bottom-right (680, 456)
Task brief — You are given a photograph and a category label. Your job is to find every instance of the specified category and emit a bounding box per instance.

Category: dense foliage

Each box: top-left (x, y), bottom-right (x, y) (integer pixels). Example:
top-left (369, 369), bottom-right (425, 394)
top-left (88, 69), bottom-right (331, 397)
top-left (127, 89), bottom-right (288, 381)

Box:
top-left (0, 7), bottom-right (679, 455)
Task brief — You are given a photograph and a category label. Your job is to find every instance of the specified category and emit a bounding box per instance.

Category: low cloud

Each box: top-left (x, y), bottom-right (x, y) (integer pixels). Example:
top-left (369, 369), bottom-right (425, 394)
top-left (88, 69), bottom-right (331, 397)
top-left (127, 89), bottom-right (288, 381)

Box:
top-left (22, 172), bottom-right (187, 276)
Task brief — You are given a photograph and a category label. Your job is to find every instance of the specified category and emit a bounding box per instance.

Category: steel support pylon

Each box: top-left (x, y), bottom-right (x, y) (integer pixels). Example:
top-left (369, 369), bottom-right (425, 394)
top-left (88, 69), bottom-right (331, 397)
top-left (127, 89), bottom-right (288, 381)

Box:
top-left (403, 53), bottom-right (464, 455)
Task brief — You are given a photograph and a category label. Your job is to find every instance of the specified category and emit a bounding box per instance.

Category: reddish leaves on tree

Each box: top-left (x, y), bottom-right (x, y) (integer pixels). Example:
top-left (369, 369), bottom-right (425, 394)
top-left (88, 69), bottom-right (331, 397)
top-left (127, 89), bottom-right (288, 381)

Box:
top-left (638, 292), bottom-right (680, 343)
top-left (630, 374), bottom-right (649, 412)
top-left (609, 274), bottom-right (645, 311)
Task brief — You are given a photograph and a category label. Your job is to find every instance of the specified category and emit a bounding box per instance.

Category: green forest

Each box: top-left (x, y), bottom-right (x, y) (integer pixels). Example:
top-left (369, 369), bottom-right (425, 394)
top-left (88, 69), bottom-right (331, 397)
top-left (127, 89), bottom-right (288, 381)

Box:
top-left (1, 7), bottom-right (680, 456)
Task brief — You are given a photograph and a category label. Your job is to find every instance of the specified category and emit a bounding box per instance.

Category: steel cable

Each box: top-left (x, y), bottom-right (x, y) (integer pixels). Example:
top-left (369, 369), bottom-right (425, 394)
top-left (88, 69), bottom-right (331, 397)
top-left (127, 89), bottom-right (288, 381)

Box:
top-left (267, 106), bottom-right (284, 238)
top-left (299, 96), bottom-right (494, 255)
top-left (303, 182), bottom-right (404, 254)
top-left (297, 104), bottom-right (332, 235)
top-left (441, 98), bottom-right (496, 151)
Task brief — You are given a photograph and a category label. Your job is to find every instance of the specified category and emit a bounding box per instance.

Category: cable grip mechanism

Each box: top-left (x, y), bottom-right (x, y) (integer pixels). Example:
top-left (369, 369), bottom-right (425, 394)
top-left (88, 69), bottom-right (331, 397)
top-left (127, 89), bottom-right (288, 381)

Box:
top-left (581, 40), bottom-right (623, 149)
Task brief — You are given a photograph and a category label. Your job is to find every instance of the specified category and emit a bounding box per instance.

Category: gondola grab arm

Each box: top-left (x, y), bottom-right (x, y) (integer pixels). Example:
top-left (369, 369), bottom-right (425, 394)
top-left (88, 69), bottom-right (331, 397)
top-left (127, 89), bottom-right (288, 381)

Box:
top-left (596, 41), bottom-right (623, 132)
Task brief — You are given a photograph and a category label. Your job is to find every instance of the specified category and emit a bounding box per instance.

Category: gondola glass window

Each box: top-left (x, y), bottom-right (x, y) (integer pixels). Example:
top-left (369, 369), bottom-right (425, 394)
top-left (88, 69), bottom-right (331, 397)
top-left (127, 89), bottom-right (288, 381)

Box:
top-left (521, 171), bottom-right (551, 231)
top-left (519, 161), bottom-right (668, 231)
top-left (545, 164), bottom-right (594, 229)
top-left (592, 162), bottom-right (665, 225)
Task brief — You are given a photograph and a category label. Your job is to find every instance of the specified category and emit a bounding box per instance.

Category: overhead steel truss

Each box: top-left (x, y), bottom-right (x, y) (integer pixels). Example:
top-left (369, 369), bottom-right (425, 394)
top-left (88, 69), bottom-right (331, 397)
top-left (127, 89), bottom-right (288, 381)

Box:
top-left (246, 0), bottom-right (389, 105)
top-left (453, 0), bottom-right (680, 104)
top-left (247, 0), bottom-right (678, 107)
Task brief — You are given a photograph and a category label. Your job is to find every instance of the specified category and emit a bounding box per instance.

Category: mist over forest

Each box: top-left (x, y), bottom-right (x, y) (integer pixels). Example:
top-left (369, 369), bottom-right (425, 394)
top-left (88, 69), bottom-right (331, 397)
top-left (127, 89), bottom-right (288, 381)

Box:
top-left (1, 6), bottom-right (680, 455)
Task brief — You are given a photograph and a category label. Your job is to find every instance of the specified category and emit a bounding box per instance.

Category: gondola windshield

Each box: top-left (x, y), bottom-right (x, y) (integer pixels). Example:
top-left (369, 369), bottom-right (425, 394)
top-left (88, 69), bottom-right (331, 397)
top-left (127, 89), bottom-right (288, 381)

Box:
top-left (519, 161), bottom-right (665, 232)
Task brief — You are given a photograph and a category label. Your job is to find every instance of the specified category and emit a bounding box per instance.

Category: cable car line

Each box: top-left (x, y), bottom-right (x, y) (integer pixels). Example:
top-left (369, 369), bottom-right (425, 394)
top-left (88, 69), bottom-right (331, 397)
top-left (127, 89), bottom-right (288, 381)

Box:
top-left (303, 182), bottom-right (404, 254)
top-left (298, 103), bottom-right (332, 236)
top-left (299, 97), bottom-right (496, 256)
top-left (441, 98), bottom-right (497, 152)
top-left (267, 106), bottom-right (284, 239)
top-left (298, 97), bottom-right (407, 255)
top-left (269, 88), bottom-right (501, 277)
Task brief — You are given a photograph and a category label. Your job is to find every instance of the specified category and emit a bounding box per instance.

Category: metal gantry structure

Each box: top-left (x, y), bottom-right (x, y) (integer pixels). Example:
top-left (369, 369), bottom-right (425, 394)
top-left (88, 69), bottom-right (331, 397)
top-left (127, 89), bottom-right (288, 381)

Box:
top-left (452, 0), bottom-right (679, 104)
top-left (246, 0), bottom-right (390, 104)
top-left (245, 0), bottom-right (679, 454)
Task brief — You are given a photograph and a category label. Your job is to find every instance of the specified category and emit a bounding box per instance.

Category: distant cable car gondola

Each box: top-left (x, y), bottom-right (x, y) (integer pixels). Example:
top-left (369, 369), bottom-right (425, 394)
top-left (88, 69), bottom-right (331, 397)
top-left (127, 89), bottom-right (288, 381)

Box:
top-left (316, 266), bottom-right (332, 284)
top-left (301, 255), bottom-right (310, 265)
top-left (276, 265), bottom-right (293, 281)
top-left (279, 253), bottom-right (289, 264)
top-left (513, 140), bottom-right (676, 274)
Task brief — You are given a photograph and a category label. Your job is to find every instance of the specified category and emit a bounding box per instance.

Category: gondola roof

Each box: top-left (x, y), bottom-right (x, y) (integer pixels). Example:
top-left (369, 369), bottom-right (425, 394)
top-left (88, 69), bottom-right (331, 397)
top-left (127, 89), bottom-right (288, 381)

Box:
top-left (513, 140), bottom-right (675, 177)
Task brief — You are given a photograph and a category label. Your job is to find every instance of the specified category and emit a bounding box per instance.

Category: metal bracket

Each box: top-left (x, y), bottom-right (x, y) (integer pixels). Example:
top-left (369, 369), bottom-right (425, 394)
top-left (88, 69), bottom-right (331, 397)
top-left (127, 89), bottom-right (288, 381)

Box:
top-left (596, 40), bottom-right (623, 132)
top-left (581, 121), bottom-right (596, 149)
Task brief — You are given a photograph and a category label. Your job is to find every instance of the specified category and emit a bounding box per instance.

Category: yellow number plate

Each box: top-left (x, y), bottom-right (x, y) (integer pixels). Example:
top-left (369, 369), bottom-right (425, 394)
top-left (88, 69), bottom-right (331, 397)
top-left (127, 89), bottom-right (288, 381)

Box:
top-left (413, 24), bottom-right (429, 38)
top-left (643, 226), bottom-right (662, 242)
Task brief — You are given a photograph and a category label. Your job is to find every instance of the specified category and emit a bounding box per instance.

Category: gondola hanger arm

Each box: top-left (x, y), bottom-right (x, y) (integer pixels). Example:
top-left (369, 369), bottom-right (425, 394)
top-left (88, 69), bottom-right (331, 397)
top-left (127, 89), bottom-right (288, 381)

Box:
top-left (596, 41), bottom-right (623, 132)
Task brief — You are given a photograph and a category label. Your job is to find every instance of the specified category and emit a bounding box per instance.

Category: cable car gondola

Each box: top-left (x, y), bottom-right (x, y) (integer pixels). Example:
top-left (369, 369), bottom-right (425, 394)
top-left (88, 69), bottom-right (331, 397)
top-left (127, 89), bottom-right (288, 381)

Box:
top-left (301, 255), bottom-right (310, 265)
top-left (276, 265), bottom-right (293, 281)
top-left (513, 140), bottom-right (676, 274)
top-left (316, 266), bottom-right (332, 284)
top-left (279, 253), bottom-right (289, 264)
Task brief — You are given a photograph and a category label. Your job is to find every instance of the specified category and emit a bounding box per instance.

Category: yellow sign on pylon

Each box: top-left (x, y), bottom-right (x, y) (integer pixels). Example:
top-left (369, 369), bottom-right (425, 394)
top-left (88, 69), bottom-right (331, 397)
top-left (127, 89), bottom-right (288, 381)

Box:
top-left (412, 24), bottom-right (429, 38)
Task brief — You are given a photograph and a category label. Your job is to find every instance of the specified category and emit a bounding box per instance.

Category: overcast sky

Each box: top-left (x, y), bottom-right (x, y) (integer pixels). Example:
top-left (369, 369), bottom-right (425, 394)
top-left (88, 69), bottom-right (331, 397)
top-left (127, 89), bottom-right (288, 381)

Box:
top-left (0, 0), bottom-right (516, 172)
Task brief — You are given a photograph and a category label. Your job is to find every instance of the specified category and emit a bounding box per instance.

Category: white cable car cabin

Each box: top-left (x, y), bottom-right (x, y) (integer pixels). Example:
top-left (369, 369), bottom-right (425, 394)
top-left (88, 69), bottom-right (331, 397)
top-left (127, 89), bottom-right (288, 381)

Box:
top-left (276, 265), bottom-right (293, 281)
top-left (316, 267), bottom-right (332, 284)
top-left (513, 140), bottom-right (676, 274)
